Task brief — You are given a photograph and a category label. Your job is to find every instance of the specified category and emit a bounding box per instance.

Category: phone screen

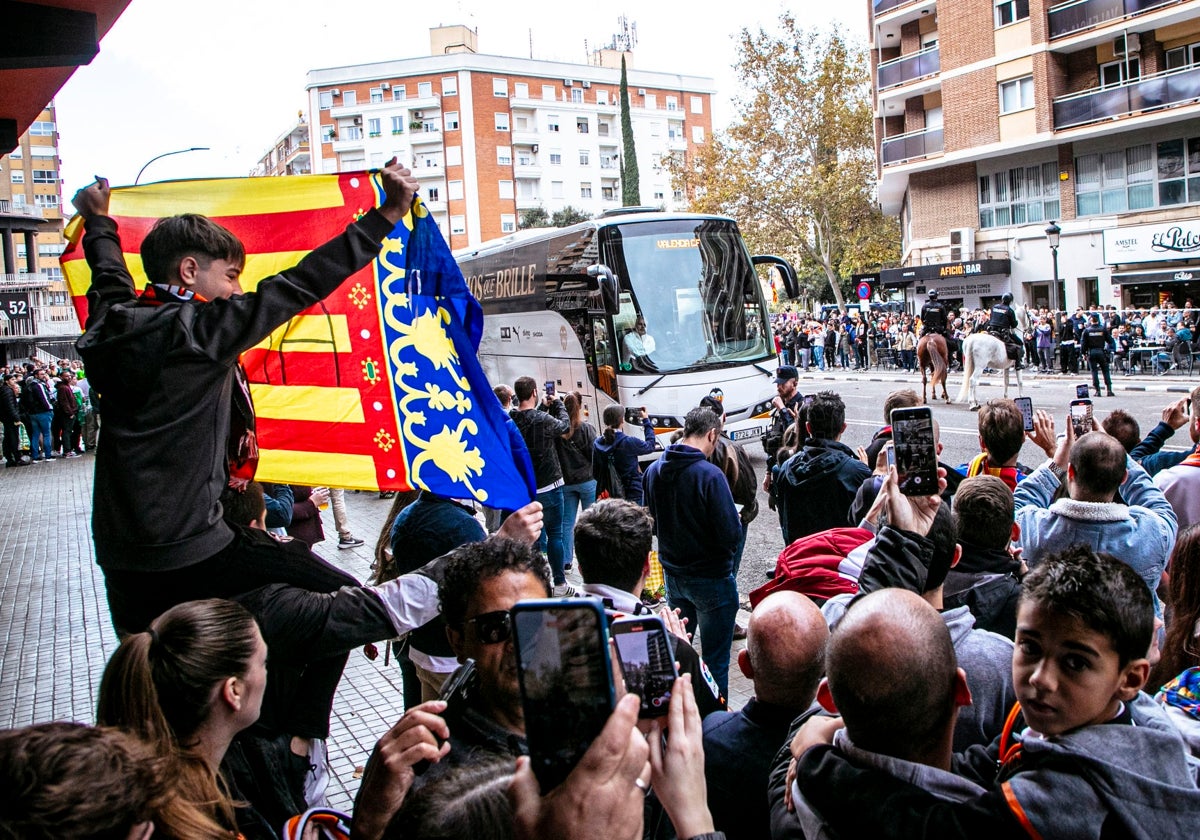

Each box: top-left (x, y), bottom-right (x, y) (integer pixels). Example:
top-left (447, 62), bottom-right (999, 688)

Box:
top-left (512, 600), bottom-right (615, 792)
top-left (891, 407), bottom-right (938, 496)
top-left (611, 616), bottom-right (679, 718)
top-left (544, 380), bottom-right (556, 397)
top-left (1076, 383), bottom-right (1091, 400)
top-left (1070, 399), bottom-right (1093, 438)
top-left (1014, 397), bottom-right (1034, 432)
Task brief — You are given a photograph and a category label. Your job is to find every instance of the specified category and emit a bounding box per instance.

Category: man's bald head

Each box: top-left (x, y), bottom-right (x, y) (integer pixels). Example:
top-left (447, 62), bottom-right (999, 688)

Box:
top-left (1069, 431), bottom-right (1127, 500)
top-left (826, 590), bottom-right (958, 760)
top-left (742, 591), bottom-right (828, 709)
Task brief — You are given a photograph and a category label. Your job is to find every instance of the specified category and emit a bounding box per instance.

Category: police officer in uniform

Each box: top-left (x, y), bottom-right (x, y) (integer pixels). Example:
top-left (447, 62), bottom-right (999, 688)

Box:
top-left (985, 293), bottom-right (1023, 369)
top-left (762, 365), bottom-right (804, 496)
top-left (1082, 313), bottom-right (1115, 397)
top-left (920, 290), bottom-right (947, 338)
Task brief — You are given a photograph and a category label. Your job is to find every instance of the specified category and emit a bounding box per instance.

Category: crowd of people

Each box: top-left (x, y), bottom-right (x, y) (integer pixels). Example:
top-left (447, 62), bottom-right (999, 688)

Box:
top-left (5, 162), bottom-right (1200, 837)
top-left (0, 356), bottom-right (97, 466)
top-left (770, 299), bottom-right (1199, 384)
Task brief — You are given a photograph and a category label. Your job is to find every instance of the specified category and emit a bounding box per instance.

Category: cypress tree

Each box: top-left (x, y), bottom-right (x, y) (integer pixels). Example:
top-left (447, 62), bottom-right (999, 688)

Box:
top-left (619, 55), bottom-right (641, 206)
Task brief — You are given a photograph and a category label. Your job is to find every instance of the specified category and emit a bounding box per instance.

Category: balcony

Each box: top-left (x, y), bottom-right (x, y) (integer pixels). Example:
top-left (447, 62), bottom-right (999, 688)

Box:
top-left (0, 201), bottom-right (45, 220)
top-left (877, 45), bottom-right (940, 90)
top-left (0, 273), bottom-right (52, 289)
top-left (514, 162), bottom-right (542, 178)
top-left (1048, 0), bottom-right (1177, 39)
top-left (1053, 64), bottom-right (1200, 129)
top-left (409, 128), bottom-right (443, 146)
top-left (872, 0), bottom-right (937, 26)
top-left (414, 163), bottom-right (444, 179)
top-left (880, 125), bottom-right (944, 166)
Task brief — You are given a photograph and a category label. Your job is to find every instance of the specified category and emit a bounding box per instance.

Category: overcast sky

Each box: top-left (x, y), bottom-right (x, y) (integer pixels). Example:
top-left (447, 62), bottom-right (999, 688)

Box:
top-left (53, 1), bottom-right (865, 198)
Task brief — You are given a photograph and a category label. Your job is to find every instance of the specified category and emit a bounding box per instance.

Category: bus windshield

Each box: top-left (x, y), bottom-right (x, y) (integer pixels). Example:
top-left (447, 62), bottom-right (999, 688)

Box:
top-left (606, 218), bottom-right (772, 373)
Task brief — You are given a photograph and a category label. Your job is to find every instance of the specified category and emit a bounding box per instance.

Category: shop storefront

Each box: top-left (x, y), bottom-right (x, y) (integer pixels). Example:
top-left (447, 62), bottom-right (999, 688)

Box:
top-left (1105, 221), bottom-right (1200, 309)
top-left (879, 259), bottom-right (1012, 315)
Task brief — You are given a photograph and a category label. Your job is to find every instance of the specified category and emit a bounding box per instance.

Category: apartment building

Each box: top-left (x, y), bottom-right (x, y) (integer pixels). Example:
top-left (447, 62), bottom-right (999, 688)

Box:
top-left (303, 25), bottom-right (714, 250)
top-left (253, 117), bottom-right (312, 177)
top-left (0, 104), bottom-right (75, 361)
top-left (868, 0), bottom-right (1200, 314)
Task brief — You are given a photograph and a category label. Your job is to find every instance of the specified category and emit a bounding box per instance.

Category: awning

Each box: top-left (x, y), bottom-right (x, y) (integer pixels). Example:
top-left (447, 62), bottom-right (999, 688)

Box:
top-left (1110, 266), bottom-right (1200, 285)
top-left (879, 258), bottom-right (1011, 288)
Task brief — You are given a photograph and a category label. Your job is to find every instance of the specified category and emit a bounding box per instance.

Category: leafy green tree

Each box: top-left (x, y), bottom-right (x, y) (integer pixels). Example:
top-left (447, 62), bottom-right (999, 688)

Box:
top-left (619, 55), bottom-right (641, 206)
top-left (519, 207), bottom-right (551, 229)
top-left (551, 206), bottom-right (590, 227)
top-left (667, 18), bottom-right (899, 308)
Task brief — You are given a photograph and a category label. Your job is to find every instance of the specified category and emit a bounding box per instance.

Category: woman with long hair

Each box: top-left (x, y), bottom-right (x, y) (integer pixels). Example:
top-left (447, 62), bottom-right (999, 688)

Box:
top-left (555, 391), bottom-right (599, 569)
top-left (593, 403), bottom-right (658, 505)
top-left (97, 599), bottom-right (269, 839)
top-left (1152, 525), bottom-right (1200, 693)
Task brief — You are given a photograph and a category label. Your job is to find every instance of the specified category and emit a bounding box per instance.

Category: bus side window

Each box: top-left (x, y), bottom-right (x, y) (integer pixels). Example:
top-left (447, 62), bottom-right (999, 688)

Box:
top-left (592, 315), bottom-right (618, 398)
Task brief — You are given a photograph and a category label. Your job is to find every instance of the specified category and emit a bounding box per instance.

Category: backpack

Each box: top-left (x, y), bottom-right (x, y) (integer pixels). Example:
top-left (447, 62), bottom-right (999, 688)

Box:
top-left (595, 449), bottom-right (625, 500)
top-left (749, 527), bottom-right (874, 608)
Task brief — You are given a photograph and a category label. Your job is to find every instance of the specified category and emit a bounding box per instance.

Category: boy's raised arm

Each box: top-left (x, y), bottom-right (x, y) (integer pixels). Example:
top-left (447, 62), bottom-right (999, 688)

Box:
top-left (72, 177), bottom-right (137, 328)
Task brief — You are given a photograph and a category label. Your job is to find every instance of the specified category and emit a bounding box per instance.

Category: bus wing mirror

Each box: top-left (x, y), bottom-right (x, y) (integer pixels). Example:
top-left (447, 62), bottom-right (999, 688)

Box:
top-left (752, 255), bottom-right (799, 300)
top-left (588, 264), bottom-right (620, 314)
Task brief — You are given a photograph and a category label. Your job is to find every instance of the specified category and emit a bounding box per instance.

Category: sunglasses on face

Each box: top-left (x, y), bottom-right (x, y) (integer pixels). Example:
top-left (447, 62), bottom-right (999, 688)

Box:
top-left (466, 610), bottom-right (513, 645)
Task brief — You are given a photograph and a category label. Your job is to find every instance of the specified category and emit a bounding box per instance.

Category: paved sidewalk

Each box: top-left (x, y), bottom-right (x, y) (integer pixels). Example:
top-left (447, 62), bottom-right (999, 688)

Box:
top-left (0, 459), bottom-right (751, 811)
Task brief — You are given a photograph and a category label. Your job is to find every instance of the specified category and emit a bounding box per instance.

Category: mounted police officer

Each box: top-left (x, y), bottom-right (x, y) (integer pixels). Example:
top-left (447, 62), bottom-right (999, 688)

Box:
top-left (919, 290), bottom-right (960, 369)
top-left (1081, 313), bottom-right (1115, 397)
top-left (985, 293), bottom-right (1023, 369)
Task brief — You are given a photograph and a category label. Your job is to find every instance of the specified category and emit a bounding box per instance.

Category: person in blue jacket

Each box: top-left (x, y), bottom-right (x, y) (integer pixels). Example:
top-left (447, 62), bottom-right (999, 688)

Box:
top-left (592, 403), bottom-right (658, 504)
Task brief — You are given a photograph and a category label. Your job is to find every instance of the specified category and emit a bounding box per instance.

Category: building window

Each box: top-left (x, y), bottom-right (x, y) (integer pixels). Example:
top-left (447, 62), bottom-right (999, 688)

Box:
top-left (673, 188), bottom-right (684, 201)
top-left (319, 91), bottom-right (334, 110)
top-left (995, 0), bottom-right (1029, 26)
top-left (577, 118), bottom-right (589, 134)
top-left (445, 111), bottom-right (460, 131)
top-left (495, 112), bottom-right (510, 131)
top-left (572, 88), bottom-right (583, 103)
top-left (322, 125), bottom-right (336, 142)
top-left (542, 85), bottom-right (557, 101)
top-left (978, 161), bottom-right (1061, 228)
top-left (598, 90), bottom-right (609, 105)
top-left (1166, 42), bottom-right (1200, 70)
top-left (33, 193), bottom-right (58, 207)
top-left (1100, 58), bottom-right (1140, 88)
top-left (549, 152), bottom-right (562, 165)
top-left (598, 122), bottom-right (611, 137)
top-left (1075, 145), bottom-right (1157, 215)
top-left (666, 96), bottom-right (678, 112)
top-left (579, 150), bottom-right (590, 166)
top-left (493, 77), bottom-right (508, 97)
top-left (342, 90), bottom-right (357, 106)
top-left (515, 82), bottom-right (529, 98)
top-left (690, 96), bottom-right (703, 114)
top-left (999, 76), bottom-right (1034, 113)
top-left (547, 116), bottom-right (560, 132)
top-left (418, 81), bottom-right (432, 98)
top-left (392, 86), bottom-right (407, 101)
top-left (497, 146), bottom-right (512, 166)
top-left (367, 118), bottom-right (381, 137)
top-left (344, 125), bottom-right (362, 140)
top-left (10, 171), bottom-right (24, 184)
top-left (427, 187), bottom-right (440, 202)
top-left (442, 76), bottom-right (458, 96)
top-left (451, 215), bottom-right (466, 235)
top-left (645, 94), bottom-right (657, 110)
top-left (370, 87), bottom-right (384, 103)
top-left (446, 146), bottom-right (462, 166)
top-left (391, 116), bottom-right (405, 134)
top-left (501, 214), bottom-right (516, 233)
top-left (29, 120), bottom-right (55, 136)
top-left (551, 181), bottom-right (564, 199)
top-left (692, 125), bottom-right (705, 143)
top-left (650, 122), bottom-right (661, 137)
top-left (499, 180), bottom-right (514, 199)
top-left (580, 182), bottom-right (593, 198)
top-left (602, 186), bottom-right (615, 200)
top-left (653, 190), bottom-right (665, 200)
top-left (449, 180), bottom-right (464, 201)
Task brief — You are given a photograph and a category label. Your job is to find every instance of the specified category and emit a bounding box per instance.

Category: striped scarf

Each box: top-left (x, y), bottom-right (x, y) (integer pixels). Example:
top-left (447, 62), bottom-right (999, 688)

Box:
top-left (1158, 667), bottom-right (1200, 720)
top-left (966, 452), bottom-right (1020, 491)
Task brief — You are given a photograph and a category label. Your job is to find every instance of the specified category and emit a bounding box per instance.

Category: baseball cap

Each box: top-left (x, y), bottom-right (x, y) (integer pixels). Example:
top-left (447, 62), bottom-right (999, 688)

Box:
top-left (774, 365), bottom-right (799, 384)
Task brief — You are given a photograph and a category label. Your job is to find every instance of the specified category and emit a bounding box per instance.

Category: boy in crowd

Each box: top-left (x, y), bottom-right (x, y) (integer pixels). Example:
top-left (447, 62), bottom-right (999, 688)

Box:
top-left (792, 545), bottom-right (1200, 837)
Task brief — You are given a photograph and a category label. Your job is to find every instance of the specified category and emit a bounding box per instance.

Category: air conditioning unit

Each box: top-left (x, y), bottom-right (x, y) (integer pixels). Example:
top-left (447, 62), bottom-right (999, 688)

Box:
top-left (380, 82), bottom-right (390, 90)
top-left (637, 88), bottom-right (647, 96)
top-left (413, 111), bottom-right (423, 119)
top-left (564, 78), bottom-right (574, 87)
top-left (582, 80), bottom-right (591, 88)
top-left (948, 228), bottom-right (976, 262)
top-left (331, 88), bottom-right (341, 96)
top-left (1114, 33), bottom-right (1141, 56)
top-left (353, 116), bottom-right (362, 126)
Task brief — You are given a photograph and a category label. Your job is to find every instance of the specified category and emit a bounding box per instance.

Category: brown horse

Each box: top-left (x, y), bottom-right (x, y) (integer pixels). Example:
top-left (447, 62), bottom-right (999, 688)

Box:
top-left (917, 333), bottom-right (950, 404)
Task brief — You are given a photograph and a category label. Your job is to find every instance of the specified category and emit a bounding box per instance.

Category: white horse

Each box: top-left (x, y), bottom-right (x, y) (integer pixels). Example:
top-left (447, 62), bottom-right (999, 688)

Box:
top-left (956, 304), bottom-right (1030, 410)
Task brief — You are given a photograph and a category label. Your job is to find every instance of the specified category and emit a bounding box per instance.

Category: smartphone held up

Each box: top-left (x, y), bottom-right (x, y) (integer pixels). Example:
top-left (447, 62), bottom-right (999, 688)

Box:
top-left (890, 406), bottom-right (938, 496)
top-left (1070, 399), bottom-right (1093, 439)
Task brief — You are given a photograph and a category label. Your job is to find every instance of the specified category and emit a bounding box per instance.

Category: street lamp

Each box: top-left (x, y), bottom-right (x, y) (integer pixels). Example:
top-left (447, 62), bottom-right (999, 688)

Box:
top-left (134, 147), bottom-right (210, 185)
top-left (1045, 220), bottom-right (1061, 313)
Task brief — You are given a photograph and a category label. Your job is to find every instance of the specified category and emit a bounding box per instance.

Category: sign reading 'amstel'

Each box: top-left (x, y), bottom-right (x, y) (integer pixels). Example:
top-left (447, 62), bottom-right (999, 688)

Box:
top-left (1104, 219), bottom-right (1200, 264)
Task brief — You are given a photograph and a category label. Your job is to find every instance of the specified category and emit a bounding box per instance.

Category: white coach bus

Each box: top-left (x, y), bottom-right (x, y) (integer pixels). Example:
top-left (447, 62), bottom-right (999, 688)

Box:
top-left (455, 208), bottom-right (798, 447)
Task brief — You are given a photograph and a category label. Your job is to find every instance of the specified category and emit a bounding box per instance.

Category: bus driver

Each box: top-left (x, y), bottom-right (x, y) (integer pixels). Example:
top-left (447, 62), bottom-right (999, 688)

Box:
top-left (623, 315), bottom-right (658, 370)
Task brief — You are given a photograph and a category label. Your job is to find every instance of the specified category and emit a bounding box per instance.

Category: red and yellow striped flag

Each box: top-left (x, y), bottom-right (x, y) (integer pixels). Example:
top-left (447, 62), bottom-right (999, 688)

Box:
top-left (61, 173), bottom-right (536, 508)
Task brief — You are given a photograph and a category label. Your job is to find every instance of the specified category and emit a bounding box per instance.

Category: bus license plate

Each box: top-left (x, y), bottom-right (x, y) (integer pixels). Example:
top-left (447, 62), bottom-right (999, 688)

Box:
top-left (729, 427), bottom-right (762, 442)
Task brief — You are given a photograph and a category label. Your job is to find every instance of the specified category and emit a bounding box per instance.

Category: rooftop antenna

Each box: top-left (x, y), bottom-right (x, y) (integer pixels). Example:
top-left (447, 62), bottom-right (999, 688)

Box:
top-left (529, 27), bottom-right (533, 59)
